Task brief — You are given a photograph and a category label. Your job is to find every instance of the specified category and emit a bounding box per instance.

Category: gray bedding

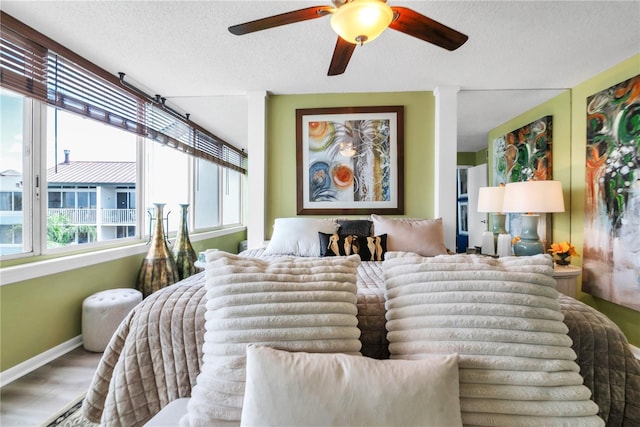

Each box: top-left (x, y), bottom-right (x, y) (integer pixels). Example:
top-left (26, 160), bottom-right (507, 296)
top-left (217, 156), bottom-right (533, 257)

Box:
top-left (83, 259), bottom-right (640, 427)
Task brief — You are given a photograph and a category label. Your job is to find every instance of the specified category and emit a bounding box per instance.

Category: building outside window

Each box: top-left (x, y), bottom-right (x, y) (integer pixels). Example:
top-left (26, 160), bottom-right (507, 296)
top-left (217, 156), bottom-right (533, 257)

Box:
top-left (45, 107), bottom-right (138, 248)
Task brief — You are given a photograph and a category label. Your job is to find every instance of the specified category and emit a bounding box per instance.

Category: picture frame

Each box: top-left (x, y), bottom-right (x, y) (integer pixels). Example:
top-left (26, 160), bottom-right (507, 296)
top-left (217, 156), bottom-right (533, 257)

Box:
top-left (457, 167), bottom-right (468, 198)
top-left (296, 106), bottom-right (404, 215)
top-left (457, 200), bottom-right (468, 235)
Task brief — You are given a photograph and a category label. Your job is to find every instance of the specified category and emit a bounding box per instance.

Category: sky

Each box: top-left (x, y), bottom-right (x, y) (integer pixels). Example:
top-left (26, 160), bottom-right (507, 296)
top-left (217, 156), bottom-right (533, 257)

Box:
top-left (1, 88), bottom-right (137, 175)
top-left (0, 90), bottom-right (24, 172)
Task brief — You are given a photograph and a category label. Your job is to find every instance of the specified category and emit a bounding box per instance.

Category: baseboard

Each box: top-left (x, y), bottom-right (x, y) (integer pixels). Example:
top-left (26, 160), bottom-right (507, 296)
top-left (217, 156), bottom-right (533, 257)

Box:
top-left (0, 336), bottom-right (82, 388)
top-left (631, 344), bottom-right (640, 361)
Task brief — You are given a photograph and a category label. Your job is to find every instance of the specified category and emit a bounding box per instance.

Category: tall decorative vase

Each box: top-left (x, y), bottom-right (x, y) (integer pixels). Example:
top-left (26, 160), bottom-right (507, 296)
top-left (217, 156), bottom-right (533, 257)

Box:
top-left (172, 203), bottom-right (197, 280)
top-left (136, 203), bottom-right (178, 298)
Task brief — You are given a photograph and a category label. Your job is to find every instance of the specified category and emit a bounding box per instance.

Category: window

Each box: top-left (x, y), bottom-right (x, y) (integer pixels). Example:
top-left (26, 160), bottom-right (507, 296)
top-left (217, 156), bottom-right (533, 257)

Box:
top-left (222, 168), bottom-right (242, 225)
top-left (46, 107), bottom-right (137, 249)
top-left (0, 89), bottom-right (29, 256)
top-left (194, 158), bottom-right (220, 230)
top-left (0, 191), bottom-right (22, 211)
top-left (0, 12), bottom-right (247, 259)
top-left (144, 139), bottom-right (189, 235)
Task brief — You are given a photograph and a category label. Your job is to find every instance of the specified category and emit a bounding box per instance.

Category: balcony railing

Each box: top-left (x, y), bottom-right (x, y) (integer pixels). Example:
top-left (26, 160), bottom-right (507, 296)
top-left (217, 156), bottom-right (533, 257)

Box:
top-left (101, 209), bottom-right (136, 224)
top-left (47, 208), bottom-right (136, 225)
top-left (48, 208), bottom-right (96, 224)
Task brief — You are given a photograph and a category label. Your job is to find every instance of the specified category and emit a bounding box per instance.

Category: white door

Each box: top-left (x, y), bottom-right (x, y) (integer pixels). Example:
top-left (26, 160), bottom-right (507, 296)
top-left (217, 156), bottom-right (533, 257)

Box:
top-left (467, 163), bottom-right (488, 249)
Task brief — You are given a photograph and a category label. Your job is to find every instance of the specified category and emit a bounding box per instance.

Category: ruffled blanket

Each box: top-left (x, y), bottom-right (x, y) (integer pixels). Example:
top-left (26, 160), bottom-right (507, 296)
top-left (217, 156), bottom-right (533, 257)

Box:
top-left (83, 252), bottom-right (640, 427)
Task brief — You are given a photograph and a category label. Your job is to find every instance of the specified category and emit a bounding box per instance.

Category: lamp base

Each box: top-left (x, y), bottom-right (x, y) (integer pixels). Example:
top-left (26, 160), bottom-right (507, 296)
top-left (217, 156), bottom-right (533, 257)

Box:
top-left (513, 214), bottom-right (544, 256)
top-left (490, 213), bottom-right (507, 235)
top-left (512, 239), bottom-right (544, 256)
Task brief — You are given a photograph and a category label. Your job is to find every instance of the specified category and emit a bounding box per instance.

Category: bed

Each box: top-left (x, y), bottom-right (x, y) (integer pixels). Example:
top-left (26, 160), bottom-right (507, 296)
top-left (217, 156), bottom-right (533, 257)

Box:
top-left (82, 248), bottom-right (640, 427)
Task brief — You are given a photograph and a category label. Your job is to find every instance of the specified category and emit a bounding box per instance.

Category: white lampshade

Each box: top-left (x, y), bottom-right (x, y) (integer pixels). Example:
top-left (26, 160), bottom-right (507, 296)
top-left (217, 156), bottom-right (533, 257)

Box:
top-left (502, 180), bottom-right (565, 213)
top-left (477, 186), bottom-right (505, 213)
top-left (330, 0), bottom-right (394, 45)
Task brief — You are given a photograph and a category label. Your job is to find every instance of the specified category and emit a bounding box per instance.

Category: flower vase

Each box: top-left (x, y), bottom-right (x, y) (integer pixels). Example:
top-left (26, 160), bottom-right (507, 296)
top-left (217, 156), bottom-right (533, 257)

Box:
top-left (172, 204), bottom-right (197, 280)
top-left (556, 254), bottom-right (571, 266)
top-left (136, 203), bottom-right (178, 298)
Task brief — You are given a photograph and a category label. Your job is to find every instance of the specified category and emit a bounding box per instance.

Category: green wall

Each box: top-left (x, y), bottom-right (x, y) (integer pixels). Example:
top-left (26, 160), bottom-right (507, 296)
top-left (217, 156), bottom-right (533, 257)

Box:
top-left (457, 148), bottom-right (488, 166)
top-left (0, 230), bottom-right (245, 371)
top-left (265, 92), bottom-right (436, 238)
top-left (487, 54), bottom-right (640, 346)
top-left (457, 152), bottom-right (476, 166)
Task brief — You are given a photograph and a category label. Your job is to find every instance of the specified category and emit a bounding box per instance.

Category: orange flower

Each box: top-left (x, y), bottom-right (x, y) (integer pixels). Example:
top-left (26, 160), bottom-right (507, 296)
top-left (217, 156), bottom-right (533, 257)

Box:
top-left (511, 236), bottom-right (521, 245)
top-left (548, 242), bottom-right (579, 257)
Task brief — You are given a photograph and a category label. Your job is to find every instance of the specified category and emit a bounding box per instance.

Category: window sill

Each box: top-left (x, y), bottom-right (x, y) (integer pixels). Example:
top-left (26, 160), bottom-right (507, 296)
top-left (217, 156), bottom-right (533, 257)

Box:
top-left (0, 226), bottom-right (245, 286)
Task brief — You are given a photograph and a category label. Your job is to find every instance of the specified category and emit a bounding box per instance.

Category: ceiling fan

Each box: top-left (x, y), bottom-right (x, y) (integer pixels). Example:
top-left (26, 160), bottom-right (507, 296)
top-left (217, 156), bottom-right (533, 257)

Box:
top-left (228, 0), bottom-right (468, 76)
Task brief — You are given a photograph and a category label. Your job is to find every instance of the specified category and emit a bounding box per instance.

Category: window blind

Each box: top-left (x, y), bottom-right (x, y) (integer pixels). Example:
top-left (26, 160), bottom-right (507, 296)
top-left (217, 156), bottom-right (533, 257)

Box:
top-left (0, 11), bottom-right (247, 173)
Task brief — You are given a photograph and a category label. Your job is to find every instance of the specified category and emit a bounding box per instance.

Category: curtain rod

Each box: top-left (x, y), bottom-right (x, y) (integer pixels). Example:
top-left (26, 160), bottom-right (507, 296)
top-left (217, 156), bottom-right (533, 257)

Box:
top-left (118, 72), bottom-right (190, 122)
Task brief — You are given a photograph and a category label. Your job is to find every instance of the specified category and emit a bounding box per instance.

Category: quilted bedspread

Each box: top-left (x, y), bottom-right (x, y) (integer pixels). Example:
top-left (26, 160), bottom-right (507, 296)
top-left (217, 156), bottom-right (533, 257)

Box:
top-left (83, 259), bottom-right (640, 427)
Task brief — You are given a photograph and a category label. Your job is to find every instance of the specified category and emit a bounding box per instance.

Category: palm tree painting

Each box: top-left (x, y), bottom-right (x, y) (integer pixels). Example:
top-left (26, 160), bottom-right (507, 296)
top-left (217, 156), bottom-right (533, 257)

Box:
top-left (296, 107), bottom-right (404, 215)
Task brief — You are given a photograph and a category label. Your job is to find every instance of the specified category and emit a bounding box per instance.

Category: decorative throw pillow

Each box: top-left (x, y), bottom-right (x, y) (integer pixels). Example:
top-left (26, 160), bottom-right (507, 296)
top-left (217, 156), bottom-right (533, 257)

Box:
top-left (382, 253), bottom-right (603, 427)
top-left (337, 219), bottom-right (373, 238)
top-left (180, 251), bottom-right (362, 427)
top-left (319, 232), bottom-right (387, 261)
top-left (371, 214), bottom-right (447, 256)
top-left (241, 345), bottom-right (462, 427)
top-left (264, 217), bottom-right (338, 257)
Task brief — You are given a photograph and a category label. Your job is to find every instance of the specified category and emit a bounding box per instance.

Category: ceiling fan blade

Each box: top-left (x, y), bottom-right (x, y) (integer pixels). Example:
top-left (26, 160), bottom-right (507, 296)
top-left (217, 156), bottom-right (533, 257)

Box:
top-left (389, 7), bottom-right (468, 51)
top-left (229, 6), bottom-right (334, 35)
top-left (328, 37), bottom-right (357, 76)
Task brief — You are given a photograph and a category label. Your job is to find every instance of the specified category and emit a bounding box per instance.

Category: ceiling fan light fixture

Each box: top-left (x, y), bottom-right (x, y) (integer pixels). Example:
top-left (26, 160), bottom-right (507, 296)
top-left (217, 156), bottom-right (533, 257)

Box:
top-left (330, 0), bottom-right (393, 45)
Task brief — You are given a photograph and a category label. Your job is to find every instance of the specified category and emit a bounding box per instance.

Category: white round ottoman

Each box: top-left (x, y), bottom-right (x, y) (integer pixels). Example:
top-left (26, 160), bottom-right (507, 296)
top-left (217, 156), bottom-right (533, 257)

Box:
top-left (82, 288), bottom-right (142, 352)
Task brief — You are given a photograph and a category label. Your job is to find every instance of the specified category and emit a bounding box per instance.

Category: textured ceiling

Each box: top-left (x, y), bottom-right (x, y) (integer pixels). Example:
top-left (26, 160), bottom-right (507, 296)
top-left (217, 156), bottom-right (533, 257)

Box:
top-left (2, 1), bottom-right (639, 152)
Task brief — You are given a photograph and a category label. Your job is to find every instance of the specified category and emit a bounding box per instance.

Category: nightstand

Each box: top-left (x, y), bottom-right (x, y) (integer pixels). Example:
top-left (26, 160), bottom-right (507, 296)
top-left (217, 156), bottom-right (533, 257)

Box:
top-left (552, 265), bottom-right (581, 298)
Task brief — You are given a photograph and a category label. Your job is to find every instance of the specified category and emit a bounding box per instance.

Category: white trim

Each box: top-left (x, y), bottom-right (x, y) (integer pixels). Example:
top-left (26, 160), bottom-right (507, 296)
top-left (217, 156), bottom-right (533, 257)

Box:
top-left (0, 336), bottom-right (82, 388)
top-left (247, 91), bottom-right (267, 250)
top-left (631, 344), bottom-right (640, 360)
top-left (0, 226), bottom-right (245, 286)
top-left (434, 85), bottom-right (459, 251)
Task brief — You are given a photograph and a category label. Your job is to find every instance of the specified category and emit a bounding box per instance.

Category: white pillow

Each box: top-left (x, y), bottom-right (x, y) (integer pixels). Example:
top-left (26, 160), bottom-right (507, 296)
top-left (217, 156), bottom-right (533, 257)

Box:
top-left (383, 253), bottom-right (603, 426)
top-left (241, 345), bottom-right (462, 427)
top-left (264, 217), bottom-right (338, 257)
top-left (180, 251), bottom-right (362, 427)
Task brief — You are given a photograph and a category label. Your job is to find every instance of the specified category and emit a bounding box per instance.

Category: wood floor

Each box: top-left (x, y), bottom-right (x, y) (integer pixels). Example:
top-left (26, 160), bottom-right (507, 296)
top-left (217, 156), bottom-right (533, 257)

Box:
top-left (0, 346), bottom-right (102, 427)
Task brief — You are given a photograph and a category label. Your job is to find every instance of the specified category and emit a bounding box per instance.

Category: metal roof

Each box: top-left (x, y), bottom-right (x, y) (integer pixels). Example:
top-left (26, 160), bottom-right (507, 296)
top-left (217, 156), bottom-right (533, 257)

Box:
top-left (47, 161), bottom-right (136, 185)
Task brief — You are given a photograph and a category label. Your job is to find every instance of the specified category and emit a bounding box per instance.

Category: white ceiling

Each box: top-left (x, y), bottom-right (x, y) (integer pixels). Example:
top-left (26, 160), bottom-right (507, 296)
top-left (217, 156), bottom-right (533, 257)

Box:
top-left (2, 1), bottom-right (639, 152)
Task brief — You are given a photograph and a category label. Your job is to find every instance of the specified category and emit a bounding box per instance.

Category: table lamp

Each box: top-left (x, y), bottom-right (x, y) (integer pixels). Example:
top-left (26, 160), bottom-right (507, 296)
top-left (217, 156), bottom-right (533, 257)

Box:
top-left (477, 185), bottom-right (507, 236)
top-left (501, 180), bottom-right (565, 256)
top-left (477, 185), bottom-right (507, 256)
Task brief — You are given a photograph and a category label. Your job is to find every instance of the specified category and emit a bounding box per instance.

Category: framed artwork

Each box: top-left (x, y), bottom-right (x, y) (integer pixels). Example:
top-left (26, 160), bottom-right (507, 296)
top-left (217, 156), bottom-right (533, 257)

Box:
top-left (492, 115), bottom-right (553, 186)
top-left (296, 106), bottom-right (404, 215)
top-left (457, 167), bottom-right (468, 198)
top-left (457, 200), bottom-right (469, 235)
top-left (582, 74), bottom-right (640, 311)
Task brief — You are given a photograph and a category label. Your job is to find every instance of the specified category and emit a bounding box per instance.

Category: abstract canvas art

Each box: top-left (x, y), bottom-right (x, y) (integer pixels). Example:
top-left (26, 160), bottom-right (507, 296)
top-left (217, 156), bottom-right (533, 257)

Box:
top-left (296, 106), bottom-right (404, 215)
top-left (492, 115), bottom-right (553, 185)
top-left (582, 75), bottom-right (640, 311)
